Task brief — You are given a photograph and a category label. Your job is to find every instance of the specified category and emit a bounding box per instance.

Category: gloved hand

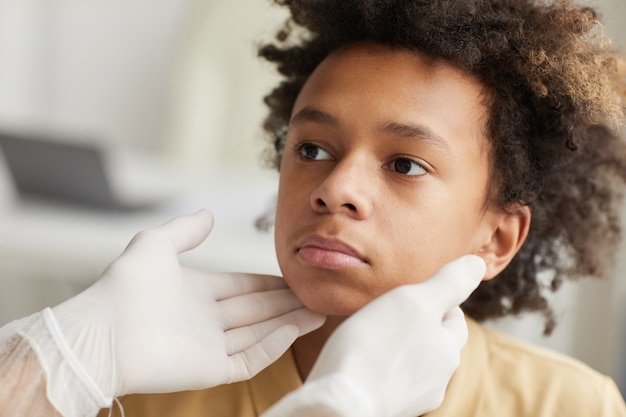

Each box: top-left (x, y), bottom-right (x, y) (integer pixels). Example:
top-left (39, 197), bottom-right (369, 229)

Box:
top-left (51, 209), bottom-right (325, 402)
top-left (262, 255), bottom-right (486, 417)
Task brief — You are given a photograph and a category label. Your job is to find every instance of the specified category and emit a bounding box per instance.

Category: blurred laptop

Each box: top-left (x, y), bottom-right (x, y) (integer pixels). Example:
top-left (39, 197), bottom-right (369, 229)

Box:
top-left (0, 131), bottom-right (174, 211)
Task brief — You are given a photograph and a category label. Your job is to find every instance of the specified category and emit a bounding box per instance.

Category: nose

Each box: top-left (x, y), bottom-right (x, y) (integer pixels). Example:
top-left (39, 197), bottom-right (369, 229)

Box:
top-left (310, 157), bottom-right (373, 219)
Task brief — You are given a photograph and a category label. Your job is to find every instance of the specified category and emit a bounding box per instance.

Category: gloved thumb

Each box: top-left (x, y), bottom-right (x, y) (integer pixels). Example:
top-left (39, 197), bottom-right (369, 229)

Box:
top-left (126, 209), bottom-right (213, 254)
top-left (418, 255), bottom-right (486, 313)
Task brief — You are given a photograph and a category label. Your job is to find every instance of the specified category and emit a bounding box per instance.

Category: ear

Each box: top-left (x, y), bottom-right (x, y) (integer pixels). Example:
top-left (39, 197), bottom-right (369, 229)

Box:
top-left (477, 204), bottom-right (531, 280)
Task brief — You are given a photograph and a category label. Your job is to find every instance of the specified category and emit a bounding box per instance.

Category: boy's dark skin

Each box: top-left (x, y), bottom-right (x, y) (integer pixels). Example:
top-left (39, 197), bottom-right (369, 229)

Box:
top-left (272, 42), bottom-right (530, 379)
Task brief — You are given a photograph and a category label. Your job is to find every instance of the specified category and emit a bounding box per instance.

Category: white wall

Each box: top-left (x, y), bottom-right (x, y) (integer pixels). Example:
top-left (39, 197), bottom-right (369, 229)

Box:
top-left (162, 1), bottom-right (288, 170)
top-left (0, 0), bottom-right (197, 149)
top-left (0, 0), bottom-right (288, 169)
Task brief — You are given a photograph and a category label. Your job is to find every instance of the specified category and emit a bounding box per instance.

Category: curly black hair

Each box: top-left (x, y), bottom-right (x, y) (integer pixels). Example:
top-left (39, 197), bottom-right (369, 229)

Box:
top-left (258, 0), bottom-right (626, 334)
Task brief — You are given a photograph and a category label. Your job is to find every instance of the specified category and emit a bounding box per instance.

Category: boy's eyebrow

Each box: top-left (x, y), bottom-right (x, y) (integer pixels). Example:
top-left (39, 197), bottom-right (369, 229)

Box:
top-left (290, 106), bottom-right (451, 153)
top-left (290, 106), bottom-right (339, 128)
top-left (378, 121), bottom-right (451, 153)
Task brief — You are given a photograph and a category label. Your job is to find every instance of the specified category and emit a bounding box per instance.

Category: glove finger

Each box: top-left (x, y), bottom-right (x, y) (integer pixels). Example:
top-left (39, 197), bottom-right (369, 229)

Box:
top-left (418, 255), bottom-right (486, 314)
top-left (219, 289), bottom-right (304, 329)
top-left (158, 209), bottom-right (215, 254)
top-left (209, 272), bottom-right (289, 300)
top-left (441, 306), bottom-right (469, 350)
top-left (228, 325), bottom-right (300, 383)
top-left (225, 308), bottom-right (325, 354)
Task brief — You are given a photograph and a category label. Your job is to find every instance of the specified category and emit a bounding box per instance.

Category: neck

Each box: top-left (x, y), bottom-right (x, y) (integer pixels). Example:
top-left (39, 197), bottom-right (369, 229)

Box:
top-left (292, 315), bottom-right (347, 381)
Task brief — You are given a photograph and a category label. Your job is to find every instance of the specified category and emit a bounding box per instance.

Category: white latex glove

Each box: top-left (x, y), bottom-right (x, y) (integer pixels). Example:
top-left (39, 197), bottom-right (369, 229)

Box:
top-left (49, 209), bottom-right (325, 406)
top-left (262, 255), bottom-right (486, 417)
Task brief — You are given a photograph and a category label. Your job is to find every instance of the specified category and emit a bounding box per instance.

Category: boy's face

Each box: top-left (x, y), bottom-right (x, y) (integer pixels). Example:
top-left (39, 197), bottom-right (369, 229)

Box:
top-left (275, 42), bottom-right (499, 316)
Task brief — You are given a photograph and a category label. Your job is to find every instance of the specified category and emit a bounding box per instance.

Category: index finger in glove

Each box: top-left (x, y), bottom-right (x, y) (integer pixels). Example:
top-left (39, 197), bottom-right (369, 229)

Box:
top-left (418, 255), bottom-right (486, 313)
top-left (218, 288), bottom-right (304, 329)
top-left (209, 272), bottom-right (289, 301)
top-left (225, 308), bottom-right (325, 355)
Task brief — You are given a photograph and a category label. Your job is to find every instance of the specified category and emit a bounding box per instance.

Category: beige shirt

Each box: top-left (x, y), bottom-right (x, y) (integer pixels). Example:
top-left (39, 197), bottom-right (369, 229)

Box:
top-left (102, 319), bottom-right (626, 416)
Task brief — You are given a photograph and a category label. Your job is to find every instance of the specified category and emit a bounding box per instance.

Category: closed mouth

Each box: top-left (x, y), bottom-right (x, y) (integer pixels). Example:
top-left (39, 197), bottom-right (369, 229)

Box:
top-left (297, 235), bottom-right (369, 267)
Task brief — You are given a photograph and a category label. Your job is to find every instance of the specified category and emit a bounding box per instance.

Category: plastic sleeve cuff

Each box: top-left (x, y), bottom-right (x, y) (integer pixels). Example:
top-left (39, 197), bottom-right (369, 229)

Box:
top-left (20, 308), bottom-right (112, 417)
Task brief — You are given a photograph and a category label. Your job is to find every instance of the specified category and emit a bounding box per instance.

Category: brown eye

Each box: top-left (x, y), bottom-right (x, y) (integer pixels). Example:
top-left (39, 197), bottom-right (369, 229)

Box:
top-left (298, 143), bottom-right (332, 160)
top-left (389, 158), bottom-right (427, 176)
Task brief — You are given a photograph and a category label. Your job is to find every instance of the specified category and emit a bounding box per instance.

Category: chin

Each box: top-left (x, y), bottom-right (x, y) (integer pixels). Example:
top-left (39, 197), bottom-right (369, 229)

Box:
top-left (291, 285), bottom-right (369, 316)
top-left (280, 263), bottom-right (377, 314)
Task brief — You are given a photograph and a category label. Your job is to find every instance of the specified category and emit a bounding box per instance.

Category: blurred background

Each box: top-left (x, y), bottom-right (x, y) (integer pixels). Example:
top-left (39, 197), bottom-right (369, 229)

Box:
top-left (0, 0), bottom-right (625, 397)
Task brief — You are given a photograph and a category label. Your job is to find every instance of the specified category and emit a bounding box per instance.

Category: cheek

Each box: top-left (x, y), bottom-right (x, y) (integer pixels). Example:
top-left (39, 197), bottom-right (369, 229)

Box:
top-left (377, 207), bottom-right (481, 286)
top-left (274, 191), bottom-right (291, 260)
top-left (274, 174), bottom-right (308, 272)
top-left (378, 243), bottom-right (443, 288)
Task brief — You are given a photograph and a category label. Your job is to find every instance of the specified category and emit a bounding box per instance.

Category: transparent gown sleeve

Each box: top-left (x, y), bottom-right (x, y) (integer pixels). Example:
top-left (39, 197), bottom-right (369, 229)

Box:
top-left (0, 309), bottom-right (112, 417)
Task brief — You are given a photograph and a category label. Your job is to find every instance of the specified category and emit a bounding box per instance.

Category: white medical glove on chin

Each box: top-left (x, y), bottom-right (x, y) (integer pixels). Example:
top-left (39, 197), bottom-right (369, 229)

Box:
top-left (262, 255), bottom-right (486, 417)
top-left (43, 209), bottom-right (324, 415)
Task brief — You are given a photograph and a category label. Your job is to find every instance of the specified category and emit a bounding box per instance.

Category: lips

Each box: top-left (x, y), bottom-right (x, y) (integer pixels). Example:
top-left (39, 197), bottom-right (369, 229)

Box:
top-left (297, 235), bottom-right (368, 269)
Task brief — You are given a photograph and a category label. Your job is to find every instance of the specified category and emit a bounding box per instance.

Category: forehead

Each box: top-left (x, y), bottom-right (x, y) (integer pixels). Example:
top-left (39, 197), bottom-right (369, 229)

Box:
top-left (290, 42), bottom-right (491, 157)
top-left (296, 42), bottom-right (488, 110)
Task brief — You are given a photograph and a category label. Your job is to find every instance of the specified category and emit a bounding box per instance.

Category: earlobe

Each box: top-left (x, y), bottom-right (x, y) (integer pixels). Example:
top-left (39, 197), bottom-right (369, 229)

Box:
top-left (477, 204), bottom-right (531, 280)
